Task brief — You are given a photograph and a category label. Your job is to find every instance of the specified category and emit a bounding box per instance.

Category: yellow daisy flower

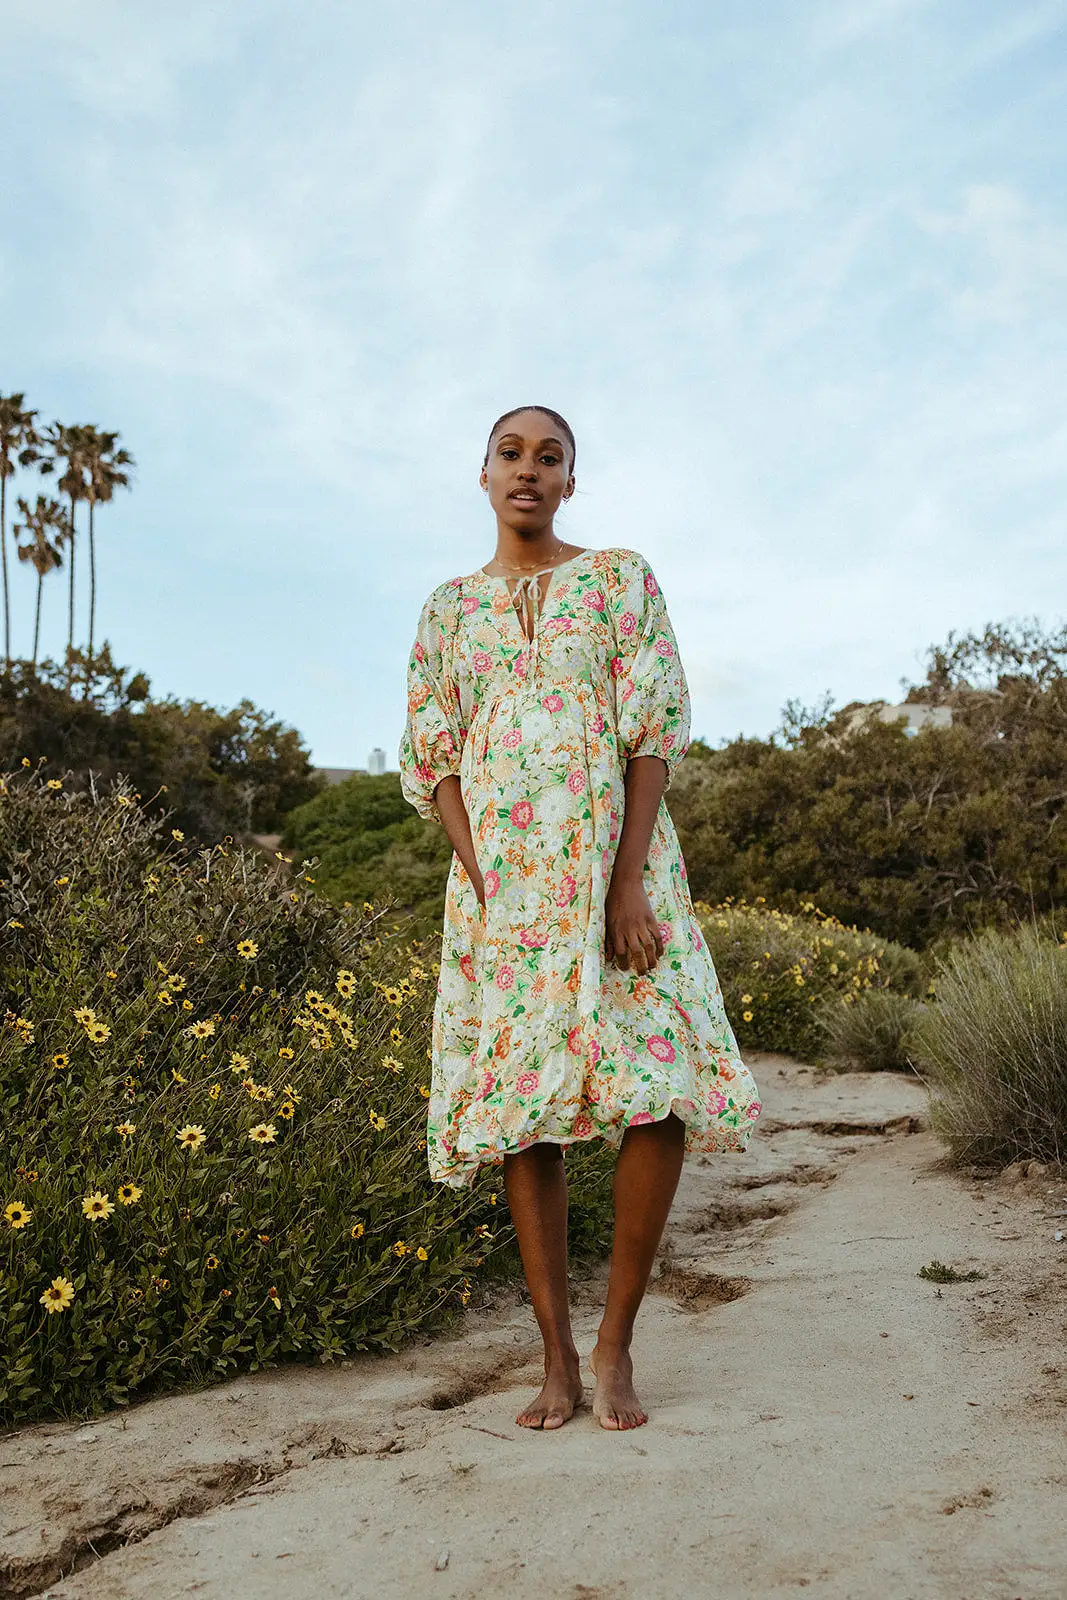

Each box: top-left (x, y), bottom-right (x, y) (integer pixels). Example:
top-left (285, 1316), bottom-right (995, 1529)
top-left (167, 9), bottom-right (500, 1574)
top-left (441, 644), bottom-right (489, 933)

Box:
top-left (236, 939), bottom-right (259, 960)
top-left (229, 1052), bottom-right (252, 1073)
top-left (118, 1183), bottom-right (142, 1206)
top-left (282, 1084), bottom-right (300, 1103)
top-left (168, 974), bottom-right (186, 992)
top-left (368, 1110), bottom-right (387, 1131)
top-left (176, 1124), bottom-right (207, 1151)
top-left (741, 993), bottom-right (753, 1004)
top-left (743, 1010), bottom-right (753, 1022)
top-left (40, 1276), bottom-right (75, 1314)
top-left (116, 1121), bottom-right (136, 1137)
top-left (73, 1006), bottom-right (97, 1026)
top-left (277, 1101), bottom-right (295, 1119)
top-left (393, 1239), bottom-right (409, 1256)
top-left (208, 1082), bottom-right (222, 1101)
top-left (189, 1019), bottom-right (215, 1039)
top-left (416, 1247), bottom-right (428, 1262)
top-left (52, 1052), bottom-right (69, 1070)
top-left (82, 1191), bottom-right (115, 1222)
top-left (4, 1201), bottom-right (32, 1229)
top-left (205, 1255), bottom-right (220, 1270)
top-left (171, 828), bottom-right (185, 841)
top-left (278, 1046), bottom-right (294, 1060)
top-left (47, 778), bottom-right (63, 790)
top-left (350, 1222), bottom-right (365, 1239)
top-left (248, 1123), bottom-right (277, 1144)
top-left (381, 1055), bottom-right (403, 1073)
top-left (87, 1019), bottom-right (111, 1043)
top-left (335, 970), bottom-right (356, 998)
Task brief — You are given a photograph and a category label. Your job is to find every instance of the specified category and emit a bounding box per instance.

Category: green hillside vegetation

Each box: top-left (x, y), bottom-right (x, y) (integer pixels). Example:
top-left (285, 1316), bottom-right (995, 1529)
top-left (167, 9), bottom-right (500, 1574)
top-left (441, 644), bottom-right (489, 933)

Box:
top-left (281, 772), bottom-right (453, 936)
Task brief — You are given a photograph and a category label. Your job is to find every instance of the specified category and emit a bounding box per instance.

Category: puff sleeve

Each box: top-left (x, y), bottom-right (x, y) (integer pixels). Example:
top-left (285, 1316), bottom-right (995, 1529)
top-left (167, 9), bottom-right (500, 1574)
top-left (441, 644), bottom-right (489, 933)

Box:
top-left (607, 549), bottom-right (691, 789)
top-left (398, 584), bottom-right (466, 823)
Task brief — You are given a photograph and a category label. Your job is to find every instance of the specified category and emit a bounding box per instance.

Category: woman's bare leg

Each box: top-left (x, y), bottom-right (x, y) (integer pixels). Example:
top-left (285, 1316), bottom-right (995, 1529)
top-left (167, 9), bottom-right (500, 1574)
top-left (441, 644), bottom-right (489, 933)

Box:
top-left (591, 1111), bottom-right (687, 1429)
top-left (502, 1142), bottom-right (583, 1429)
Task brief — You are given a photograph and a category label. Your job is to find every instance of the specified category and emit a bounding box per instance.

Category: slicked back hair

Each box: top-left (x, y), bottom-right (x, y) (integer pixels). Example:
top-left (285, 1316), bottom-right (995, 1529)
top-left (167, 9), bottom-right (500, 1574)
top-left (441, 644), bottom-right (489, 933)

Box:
top-left (483, 406), bottom-right (576, 474)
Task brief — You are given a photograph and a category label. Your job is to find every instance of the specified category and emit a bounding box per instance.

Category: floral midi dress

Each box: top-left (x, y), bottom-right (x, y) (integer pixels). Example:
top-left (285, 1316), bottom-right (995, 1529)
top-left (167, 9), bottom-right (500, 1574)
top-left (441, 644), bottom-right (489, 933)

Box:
top-left (399, 545), bottom-right (762, 1188)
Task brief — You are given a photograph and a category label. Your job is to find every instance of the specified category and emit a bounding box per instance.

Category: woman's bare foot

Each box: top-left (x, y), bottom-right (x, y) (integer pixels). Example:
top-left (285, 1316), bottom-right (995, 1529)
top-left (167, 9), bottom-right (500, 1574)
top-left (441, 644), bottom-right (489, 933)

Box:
top-left (589, 1342), bottom-right (648, 1430)
top-left (515, 1352), bottom-right (584, 1430)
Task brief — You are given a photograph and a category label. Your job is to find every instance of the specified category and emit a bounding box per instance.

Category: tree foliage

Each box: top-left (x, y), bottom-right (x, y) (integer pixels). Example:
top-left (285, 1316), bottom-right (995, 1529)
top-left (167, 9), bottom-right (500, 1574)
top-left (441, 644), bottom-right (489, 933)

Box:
top-left (669, 620), bottom-right (1067, 948)
top-left (0, 649), bottom-right (321, 841)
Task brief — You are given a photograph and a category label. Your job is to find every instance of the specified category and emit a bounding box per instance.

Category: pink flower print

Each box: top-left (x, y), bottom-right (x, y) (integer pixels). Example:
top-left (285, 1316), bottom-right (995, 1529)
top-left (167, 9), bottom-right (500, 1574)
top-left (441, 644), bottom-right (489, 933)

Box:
top-left (609, 807), bottom-right (619, 843)
top-left (520, 927), bottom-right (548, 948)
top-left (644, 571), bottom-right (659, 596)
top-left (591, 711), bottom-right (606, 734)
top-left (459, 953), bottom-right (475, 981)
top-left (462, 595), bottom-right (480, 615)
top-left (707, 1089), bottom-right (727, 1114)
top-left (746, 1101), bottom-right (763, 1120)
top-left (516, 1071), bottom-right (540, 1095)
top-left (567, 1025), bottom-right (583, 1056)
top-left (573, 1113), bottom-right (594, 1138)
top-left (693, 926), bottom-right (703, 950)
top-left (515, 652), bottom-right (527, 677)
top-left (679, 855), bottom-right (688, 879)
top-left (655, 637), bottom-right (674, 657)
top-left (601, 848), bottom-right (612, 874)
top-left (478, 1069), bottom-right (496, 1101)
top-left (556, 874), bottom-right (577, 907)
top-left (672, 998), bottom-right (692, 1025)
top-left (620, 1043), bottom-right (638, 1061)
top-left (566, 769), bottom-right (586, 796)
top-left (502, 728), bottom-right (522, 749)
top-left (629, 1110), bottom-right (655, 1126)
top-left (440, 731), bottom-right (455, 755)
top-left (414, 641), bottom-right (427, 664)
top-left (620, 679), bottom-right (635, 702)
top-left (646, 1035), bottom-right (676, 1064)
top-left (495, 963), bottom-right (515, 991)
top-left (542, 692), bottom-right (564, 712)
top-left (483, 869), bottom-right (501, 899)
top-left (619, 611), bottom-right (637, 636)
top-left (587, 1038), bottom-right (601, 1063)
top-left (583, 589), bottom-right (605, 612)
top-left (657, 921), bottom-right (673, 946)
top-left (509, 799), bottom-right (534, 830)
top-left (584, 1078), bottom-right (602, 1103)
top-left (472, 650), bottom-right (492, 674)
top-left (609, 655), bottom-right (625, 678)
top-left (662, 732), bottom-right (675, 752)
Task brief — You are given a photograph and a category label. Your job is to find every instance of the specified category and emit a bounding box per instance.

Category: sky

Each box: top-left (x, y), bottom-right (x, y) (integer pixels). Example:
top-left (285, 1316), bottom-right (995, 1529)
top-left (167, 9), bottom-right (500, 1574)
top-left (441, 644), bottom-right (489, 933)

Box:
top-left (2, 0), bottom-right (1065, 767)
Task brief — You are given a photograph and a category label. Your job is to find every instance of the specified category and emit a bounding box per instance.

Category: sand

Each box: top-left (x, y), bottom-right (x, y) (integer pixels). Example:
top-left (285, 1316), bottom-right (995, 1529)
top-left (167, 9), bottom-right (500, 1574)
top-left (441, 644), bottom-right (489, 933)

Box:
top-left (3, 1054), bottom-right (1066, 1600)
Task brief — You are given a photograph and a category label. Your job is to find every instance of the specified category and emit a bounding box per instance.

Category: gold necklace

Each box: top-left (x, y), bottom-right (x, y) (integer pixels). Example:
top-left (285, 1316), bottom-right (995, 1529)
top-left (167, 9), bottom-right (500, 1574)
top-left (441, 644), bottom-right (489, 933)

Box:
top-left (490, 541), bottom-right (567, 576)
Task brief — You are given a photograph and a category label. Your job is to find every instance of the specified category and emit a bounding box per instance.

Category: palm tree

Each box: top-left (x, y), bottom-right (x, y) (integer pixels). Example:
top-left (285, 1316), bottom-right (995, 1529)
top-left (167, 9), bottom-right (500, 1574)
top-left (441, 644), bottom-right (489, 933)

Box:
top-left (0, 395), bottom-right (43, 670)
top-left (82, 428), bottom-right (134, 671)
top-left (41, 423), bottom-right (91, 682)
top-left (14, 496), bottom-right (69, 666)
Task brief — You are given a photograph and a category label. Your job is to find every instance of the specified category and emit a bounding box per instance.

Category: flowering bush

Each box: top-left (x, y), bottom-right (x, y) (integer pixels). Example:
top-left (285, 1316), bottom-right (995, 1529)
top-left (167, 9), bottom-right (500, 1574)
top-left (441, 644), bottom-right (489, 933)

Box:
top-left (695, 896), bottom-right (922, 1062)
top-left (0, 765), bottom-right (613, 1425)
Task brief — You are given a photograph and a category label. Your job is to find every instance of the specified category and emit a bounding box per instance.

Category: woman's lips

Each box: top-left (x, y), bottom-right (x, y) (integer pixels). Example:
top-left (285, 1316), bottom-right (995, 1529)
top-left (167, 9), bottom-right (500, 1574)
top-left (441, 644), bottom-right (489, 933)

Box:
top-left (509, 492), bottom-right (541, 505)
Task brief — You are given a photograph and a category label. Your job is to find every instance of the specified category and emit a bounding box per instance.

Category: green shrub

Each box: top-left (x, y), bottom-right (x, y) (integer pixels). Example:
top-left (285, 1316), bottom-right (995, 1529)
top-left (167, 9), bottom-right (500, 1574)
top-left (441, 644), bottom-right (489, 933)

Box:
top-left (695, 896), bottom-right (922, 1061)
top-left (0, 767), bottom-right (612, 1425)
top-left (281, 772), bottom-right (453, 938)
top-left (819, 987), bottom-right (929, 1073)
top-left (910, 921), bottom-right (1067, 1166)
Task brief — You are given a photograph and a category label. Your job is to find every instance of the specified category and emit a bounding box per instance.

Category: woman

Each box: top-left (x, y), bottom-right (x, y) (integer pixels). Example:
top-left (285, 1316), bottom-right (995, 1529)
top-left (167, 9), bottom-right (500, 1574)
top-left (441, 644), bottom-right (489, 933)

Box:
top-left (399, 405), bottom-right (761, 1432)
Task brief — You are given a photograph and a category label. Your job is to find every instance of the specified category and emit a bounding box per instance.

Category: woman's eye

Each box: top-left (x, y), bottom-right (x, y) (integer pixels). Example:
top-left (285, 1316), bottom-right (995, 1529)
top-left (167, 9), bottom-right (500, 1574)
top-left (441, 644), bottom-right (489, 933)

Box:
top-left (541, 454), bottom-right (559, 465)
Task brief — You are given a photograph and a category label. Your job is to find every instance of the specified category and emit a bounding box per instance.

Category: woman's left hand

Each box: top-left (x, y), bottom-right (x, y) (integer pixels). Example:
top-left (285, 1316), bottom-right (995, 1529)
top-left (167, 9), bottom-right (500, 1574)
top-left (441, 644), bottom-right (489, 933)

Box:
top-left (605, 873), bottom-right (664, 975)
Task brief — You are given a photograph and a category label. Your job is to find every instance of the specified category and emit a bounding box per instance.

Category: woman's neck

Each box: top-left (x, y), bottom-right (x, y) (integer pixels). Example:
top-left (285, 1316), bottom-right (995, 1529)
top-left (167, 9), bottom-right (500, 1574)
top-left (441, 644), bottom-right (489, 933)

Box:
top-left (488, 526), bottom-right (569, 572)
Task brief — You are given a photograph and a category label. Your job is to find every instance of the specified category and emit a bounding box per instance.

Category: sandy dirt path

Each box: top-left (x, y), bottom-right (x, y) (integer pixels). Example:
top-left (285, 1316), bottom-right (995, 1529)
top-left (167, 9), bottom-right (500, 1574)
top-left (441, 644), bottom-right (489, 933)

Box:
top-left (5, 1055), bottom-right (1066, 1600)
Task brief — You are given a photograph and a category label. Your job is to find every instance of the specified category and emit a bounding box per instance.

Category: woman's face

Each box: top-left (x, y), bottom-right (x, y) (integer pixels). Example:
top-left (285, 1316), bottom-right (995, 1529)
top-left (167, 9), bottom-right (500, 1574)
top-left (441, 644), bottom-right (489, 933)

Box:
top-left (480, 410), bottom-right (575, 533)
